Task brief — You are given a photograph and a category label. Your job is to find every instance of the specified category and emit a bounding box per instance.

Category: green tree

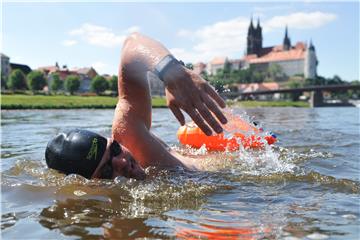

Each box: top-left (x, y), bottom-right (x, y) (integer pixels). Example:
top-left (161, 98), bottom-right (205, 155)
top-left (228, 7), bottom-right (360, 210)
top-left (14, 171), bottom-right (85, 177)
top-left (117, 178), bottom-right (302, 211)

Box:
top-left (185, 63), bottom-right (193, 70)
top-left (327, 75), bottom-right (344, 85)
top-left (252, 71), bottom-right (264, 83)
top-left (200, 71), bottom-right (209, 81)
top-left (50, 73), bottom-right (63, 92)
top-left (65, 75), bottom-right (80, 95)
top-left (287, 80), bottom-right (302, 101)
top-left (109, 75), bottom-right (118, 93)
top-left (91, 75), bottom-right (108, 94)
top-left (223, 60), bottom-right (231, 74)
top-left (238, 68), bottom-right (253, 83)
top-left (7, 69), bottom-right (28, 90)
top-left (209, 79), bottom-right (225, 93)
top-left (27, 70), bottom-right (47, 92)
top-left (266, 64), bottom-right (283, 81)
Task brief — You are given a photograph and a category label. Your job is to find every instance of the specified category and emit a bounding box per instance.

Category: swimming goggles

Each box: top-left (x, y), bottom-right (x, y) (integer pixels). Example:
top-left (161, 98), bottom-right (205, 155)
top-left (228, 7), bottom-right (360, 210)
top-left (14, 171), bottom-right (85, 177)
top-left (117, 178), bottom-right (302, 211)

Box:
top-left (99, 140), bottom-right (122, 179)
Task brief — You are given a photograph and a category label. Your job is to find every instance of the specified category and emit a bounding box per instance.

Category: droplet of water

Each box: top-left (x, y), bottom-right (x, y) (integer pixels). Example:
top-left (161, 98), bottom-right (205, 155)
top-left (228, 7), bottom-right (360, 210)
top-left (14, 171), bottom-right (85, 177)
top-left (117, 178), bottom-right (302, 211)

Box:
top-left (306, 232), bottom-right (329, 239)
top-left (74, 190), bottom-right (87, 196)
top-left (114, 176), bottom-right (128, 184)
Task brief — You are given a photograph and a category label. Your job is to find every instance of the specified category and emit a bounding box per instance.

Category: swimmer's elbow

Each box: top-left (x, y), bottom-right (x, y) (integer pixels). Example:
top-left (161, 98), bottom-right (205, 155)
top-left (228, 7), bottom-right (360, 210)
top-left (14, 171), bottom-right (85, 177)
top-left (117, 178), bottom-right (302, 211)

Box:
top-left (123, 32), bottom-right (142, 48)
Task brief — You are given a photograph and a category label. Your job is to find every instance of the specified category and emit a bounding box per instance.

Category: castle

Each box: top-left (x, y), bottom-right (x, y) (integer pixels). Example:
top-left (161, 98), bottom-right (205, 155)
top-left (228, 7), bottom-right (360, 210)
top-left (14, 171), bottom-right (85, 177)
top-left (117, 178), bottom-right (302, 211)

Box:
top-left (196, 18), bottom-right (318, 80)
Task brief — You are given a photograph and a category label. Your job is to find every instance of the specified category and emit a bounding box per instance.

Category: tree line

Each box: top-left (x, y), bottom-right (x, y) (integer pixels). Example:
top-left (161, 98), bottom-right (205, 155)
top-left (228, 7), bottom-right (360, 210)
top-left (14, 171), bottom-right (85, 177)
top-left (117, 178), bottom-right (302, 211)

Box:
top-left (187, 62), bottom-right (358, 93)
top-left (192, 63), bottom-right (285, 92)
top-left (1, 69), bottom-right (118, 95)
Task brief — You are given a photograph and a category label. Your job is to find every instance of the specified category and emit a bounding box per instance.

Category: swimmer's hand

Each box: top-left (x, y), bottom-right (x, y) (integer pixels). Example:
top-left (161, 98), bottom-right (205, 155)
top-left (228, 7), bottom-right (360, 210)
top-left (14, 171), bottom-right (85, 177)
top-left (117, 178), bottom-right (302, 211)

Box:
top-left (163, 63), bottom-right (228, 136)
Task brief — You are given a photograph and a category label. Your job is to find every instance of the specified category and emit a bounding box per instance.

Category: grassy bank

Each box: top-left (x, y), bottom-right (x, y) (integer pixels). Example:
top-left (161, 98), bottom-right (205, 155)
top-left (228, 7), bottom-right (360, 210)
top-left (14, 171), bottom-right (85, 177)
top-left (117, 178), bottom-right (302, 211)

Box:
top-left (1, 94), bottom-right (167, 109)
top-left (1, 94), bottom-right (309, 109)
top-left (228, 100), bottom-right (309, 108)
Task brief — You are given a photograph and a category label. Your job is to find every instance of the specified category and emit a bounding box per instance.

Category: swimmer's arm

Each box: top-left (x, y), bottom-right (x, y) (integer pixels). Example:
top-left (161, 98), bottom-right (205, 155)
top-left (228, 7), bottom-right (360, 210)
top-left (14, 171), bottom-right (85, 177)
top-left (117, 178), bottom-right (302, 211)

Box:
top-left (120, 32), bottom-right (227, 135)
top-left (112, 108), bottom-right (199, 170)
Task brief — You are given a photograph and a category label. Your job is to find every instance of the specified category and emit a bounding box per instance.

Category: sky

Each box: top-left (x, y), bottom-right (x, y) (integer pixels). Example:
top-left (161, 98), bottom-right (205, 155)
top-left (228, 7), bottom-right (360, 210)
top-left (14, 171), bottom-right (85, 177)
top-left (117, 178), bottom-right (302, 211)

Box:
top-left (1, 1), bottom-right (359, 81)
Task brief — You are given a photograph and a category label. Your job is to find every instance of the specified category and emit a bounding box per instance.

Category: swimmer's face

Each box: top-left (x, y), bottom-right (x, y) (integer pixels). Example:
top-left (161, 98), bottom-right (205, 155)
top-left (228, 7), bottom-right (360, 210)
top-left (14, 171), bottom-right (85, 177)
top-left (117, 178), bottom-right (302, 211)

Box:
top-left (92, 139), bottom-right (146, 180)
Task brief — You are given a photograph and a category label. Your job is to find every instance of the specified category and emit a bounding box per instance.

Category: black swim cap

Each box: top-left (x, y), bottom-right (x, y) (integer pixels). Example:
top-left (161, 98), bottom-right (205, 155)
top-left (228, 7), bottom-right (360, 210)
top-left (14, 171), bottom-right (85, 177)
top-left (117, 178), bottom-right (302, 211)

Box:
top-left (45, 129), bottom-right (107, 179)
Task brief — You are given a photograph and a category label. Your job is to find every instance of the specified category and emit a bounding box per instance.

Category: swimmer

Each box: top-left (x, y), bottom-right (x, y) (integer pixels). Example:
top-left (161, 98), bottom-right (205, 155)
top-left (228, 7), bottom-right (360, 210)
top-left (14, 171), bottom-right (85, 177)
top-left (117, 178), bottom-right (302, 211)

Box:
top-left (45, 33), bottom-right (228, 180)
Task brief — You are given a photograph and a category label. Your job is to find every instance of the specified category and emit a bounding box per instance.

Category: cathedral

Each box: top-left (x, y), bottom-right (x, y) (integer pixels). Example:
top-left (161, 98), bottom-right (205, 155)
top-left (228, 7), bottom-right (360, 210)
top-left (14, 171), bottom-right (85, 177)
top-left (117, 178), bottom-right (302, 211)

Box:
top-left (202, 18), bottom-right (318, 80)
top-left (245, 18), bottom-right (317, 79)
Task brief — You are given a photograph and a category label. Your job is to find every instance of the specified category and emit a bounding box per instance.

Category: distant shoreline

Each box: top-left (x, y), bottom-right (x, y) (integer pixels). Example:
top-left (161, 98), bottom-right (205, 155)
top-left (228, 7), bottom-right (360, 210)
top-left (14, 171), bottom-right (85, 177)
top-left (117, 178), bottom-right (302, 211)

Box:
top-left (1, 94), bottom-right (309, 109)
top-left (1, 94), bottom-right (168, 109)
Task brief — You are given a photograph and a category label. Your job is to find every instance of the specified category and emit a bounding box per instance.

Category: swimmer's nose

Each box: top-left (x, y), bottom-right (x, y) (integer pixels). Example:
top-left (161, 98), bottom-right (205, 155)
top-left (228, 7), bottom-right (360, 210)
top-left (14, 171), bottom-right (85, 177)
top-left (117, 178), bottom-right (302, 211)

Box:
top-left (130, 163), bottom-right (146, 180)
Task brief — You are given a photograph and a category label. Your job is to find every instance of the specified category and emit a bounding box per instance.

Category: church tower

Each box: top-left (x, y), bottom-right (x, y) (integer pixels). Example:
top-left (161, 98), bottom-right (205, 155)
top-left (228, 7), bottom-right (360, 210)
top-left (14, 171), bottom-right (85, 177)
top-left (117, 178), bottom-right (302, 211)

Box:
top-left (247, 17), bottom-right (262, 55)
top-left (304, 39), bottom-right (318, 79)
top-left (254, 18), bottom-right (263, 54)
top-left (283, 26), bottom-right (291, 50)
top-left (247, 17), bottom-right (255, 55)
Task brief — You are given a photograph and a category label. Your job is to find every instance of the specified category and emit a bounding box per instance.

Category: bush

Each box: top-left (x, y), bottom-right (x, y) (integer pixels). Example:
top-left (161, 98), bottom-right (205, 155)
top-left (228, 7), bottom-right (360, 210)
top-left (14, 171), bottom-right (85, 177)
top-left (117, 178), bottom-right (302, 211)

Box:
top-left (109, 75), bottom-right (118, 93)
top-left (91, 75), bottom-right (108, 94)
top-left (65, 75), bottom-right (80, 95)
top-left (27, 71), bottom-right (47, 92)
top-left (50, 73), bottom-right (63, 92)
top-left (8, 69), bottom-right (28, 90)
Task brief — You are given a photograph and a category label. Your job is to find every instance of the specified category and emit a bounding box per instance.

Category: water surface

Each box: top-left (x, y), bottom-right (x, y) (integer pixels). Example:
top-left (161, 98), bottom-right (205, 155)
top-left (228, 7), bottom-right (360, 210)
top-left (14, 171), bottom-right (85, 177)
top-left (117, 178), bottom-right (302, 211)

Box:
top-left (1, 107), bottom-right (359, 239)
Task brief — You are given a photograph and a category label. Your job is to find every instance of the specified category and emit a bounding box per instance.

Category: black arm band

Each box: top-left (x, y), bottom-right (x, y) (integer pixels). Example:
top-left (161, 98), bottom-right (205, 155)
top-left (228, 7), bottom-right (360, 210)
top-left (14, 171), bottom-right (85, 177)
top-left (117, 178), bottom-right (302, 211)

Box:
top-left (154, 55), bottom-right (180, 82)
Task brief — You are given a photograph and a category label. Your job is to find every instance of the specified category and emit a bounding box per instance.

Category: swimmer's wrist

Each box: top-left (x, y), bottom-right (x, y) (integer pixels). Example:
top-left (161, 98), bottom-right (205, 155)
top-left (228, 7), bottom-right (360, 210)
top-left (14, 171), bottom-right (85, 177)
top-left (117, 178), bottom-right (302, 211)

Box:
top-left (154, 55), bottom-right (184, 84)
top-left (162, 62), bottom-right (187, 85)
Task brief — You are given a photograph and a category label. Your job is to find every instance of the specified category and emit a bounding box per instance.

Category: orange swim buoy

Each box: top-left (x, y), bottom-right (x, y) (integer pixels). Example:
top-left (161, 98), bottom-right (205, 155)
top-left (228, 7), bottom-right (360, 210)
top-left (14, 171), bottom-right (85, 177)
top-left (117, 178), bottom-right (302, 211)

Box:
top-left (177, 117), bottom-right (276, 151)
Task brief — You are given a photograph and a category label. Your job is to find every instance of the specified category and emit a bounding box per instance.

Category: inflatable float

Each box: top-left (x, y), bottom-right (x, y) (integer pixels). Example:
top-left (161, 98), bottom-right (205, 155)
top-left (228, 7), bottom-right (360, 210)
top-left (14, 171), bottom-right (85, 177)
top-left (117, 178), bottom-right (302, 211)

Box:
top-left (177, 116), bottom-right (276, 151)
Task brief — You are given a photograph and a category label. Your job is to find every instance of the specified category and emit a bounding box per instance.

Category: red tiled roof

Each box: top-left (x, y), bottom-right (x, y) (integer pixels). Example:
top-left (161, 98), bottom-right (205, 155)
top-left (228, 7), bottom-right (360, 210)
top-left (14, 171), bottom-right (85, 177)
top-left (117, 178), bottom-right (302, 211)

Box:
top-left (37, 66), bottom-right (59, 73)
top-left (249, 48), bottom-right (305, 64)
top-left (56, 70), bottom-right (79, 80)
top-left (295, 42), bottom-right (306, 50)
top-left (193, 62), bottom-right (207, 74)
top-left (71, 67), bottom-right (93, 75)
top-left (194, 62), bottom-right (206, 68)
top-left (243, 41), bottom-right (307, 64)
top-left (210, 57), bottom-right (227, 65)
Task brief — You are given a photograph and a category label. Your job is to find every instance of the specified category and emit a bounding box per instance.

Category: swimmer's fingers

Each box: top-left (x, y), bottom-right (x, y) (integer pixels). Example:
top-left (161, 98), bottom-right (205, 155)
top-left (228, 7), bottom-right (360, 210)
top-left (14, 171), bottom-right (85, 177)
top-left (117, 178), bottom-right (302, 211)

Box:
top-left (194, 100), bottom-right (223, 134)
top-left (186, 108), bottom-right (212, 136)
top-left (169, 104), bottom-right (185, 126)
top-left (201, 92), bottom-right (227, 125)
top-left (205, 84), bottom-right (226, 108)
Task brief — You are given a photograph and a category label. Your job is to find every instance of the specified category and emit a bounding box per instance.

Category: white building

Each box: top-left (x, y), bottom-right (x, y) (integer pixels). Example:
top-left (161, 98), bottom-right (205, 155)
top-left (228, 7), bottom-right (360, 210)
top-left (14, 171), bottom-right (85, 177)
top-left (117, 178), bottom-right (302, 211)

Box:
top-left (204, 19), bottom-right (318, 79)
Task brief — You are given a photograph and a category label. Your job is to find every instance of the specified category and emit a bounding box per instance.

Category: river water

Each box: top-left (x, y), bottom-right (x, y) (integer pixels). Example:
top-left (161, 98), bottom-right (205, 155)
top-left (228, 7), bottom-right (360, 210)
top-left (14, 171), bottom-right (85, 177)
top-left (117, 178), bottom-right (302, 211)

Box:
top-left (1, 107), bottom-right (359, 239)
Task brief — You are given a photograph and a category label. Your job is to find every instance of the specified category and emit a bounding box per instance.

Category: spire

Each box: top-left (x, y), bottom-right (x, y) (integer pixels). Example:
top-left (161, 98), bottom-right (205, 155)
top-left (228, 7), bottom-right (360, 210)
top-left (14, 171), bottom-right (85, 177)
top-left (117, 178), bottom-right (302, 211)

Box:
top-left (256, 17), bottom-right (262, 35)
top-left (309, 39), bottom-right (315, 51)
top-left (283, 25), bottom-right (291, 50)
top-left (248, 15), bottom-right (254, 34)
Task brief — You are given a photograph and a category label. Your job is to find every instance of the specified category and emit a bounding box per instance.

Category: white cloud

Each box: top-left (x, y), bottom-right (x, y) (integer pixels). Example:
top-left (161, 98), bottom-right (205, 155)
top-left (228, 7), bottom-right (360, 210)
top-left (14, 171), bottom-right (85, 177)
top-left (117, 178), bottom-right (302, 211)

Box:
top-left (263, 11), bottom-right (337, 32)
top-left (174, 11), bottom-right (336, 63)
top-left (92, 61), bottom-right (107, 74)
top-left (126, 26), bottom-right (140, 34)
top-left (174, 17), bottom-right (249, 63)
top-left (62, 39), bottom-right (77, 46)
top-left (68, 23), bottom-right (140, 48)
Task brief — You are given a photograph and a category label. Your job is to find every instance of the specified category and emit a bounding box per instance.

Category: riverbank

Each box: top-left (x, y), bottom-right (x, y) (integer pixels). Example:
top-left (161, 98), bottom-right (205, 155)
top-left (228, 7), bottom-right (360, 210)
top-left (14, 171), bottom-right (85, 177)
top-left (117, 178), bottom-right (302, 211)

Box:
top-left (1, 94), bottom-right (167, 109)
top-left (229, 100), bottom-right (309, 108)
top-left (1, 94), bottom-right (309, 109)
